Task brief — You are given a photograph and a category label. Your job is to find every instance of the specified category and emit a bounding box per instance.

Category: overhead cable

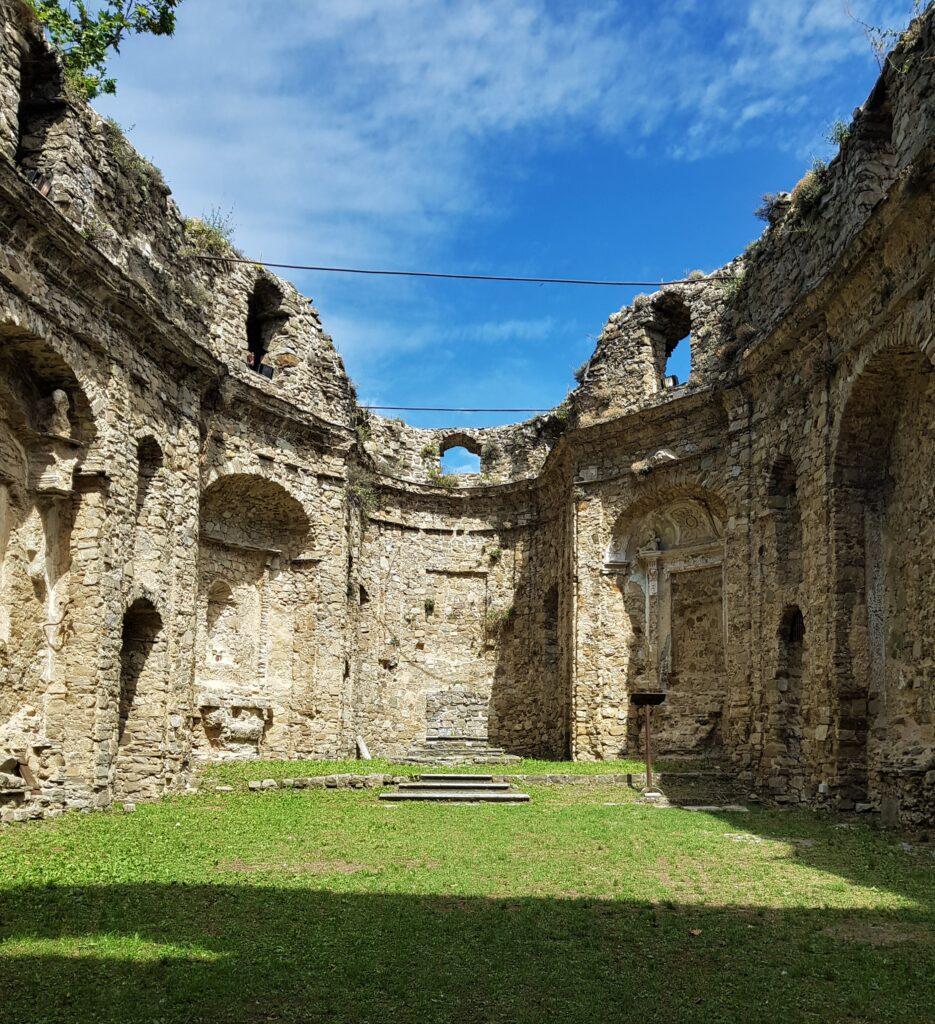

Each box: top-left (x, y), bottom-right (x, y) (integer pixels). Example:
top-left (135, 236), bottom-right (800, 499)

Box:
top-left (193, 254), bottom-right (729, 288)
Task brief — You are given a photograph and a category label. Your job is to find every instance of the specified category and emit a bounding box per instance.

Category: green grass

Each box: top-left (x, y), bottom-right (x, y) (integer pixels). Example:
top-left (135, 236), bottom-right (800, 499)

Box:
top-left (0, 785), bottom-right (931, 1023)
top-left (201, 756), bottom-right (697, 786)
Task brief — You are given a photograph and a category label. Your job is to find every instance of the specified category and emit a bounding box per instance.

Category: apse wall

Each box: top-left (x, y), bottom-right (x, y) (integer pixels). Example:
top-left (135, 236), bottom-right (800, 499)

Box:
top-left (0, 0), bottom-right (932, 830)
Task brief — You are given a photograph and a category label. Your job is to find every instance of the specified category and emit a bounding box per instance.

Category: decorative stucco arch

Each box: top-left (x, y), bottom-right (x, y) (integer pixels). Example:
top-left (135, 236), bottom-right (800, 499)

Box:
top-left (605, 483), bottom-right (726, 569)
top-left (600, 482), bottom-right (728, 755)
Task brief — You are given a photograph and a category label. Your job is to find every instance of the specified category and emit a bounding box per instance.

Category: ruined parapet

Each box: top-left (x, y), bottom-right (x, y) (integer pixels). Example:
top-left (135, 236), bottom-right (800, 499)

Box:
top-left (197, 261), bottom-right (357, 424)
top-left (358, 413), bottom-right (568, 486)
top-left (573, 270), bottom-right (734, 427)
top-left (726, 7), bottom-right (935, 357)
top-left (0, 0), bottom-right (356, 427)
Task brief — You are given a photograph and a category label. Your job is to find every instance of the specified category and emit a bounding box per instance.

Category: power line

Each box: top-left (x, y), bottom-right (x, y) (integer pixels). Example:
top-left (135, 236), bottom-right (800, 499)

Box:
top-left (193, 254), bottom-right (729, 288)
top-left (360, 405), bottom-right (549, 413)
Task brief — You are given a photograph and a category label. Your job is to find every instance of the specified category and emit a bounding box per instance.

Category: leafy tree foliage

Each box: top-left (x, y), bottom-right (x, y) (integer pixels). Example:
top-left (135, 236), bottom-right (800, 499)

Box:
top-left (26, 1), bottom-right (181, 99)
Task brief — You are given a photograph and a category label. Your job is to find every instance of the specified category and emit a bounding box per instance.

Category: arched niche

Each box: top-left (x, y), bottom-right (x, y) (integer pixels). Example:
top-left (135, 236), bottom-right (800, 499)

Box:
top-left (199, 577), bottom-right (259, 678)
top-left (763, 605), bottom-right (807, 781)
top-left (606, 491), bottom-right (723, 568)
top-left (0, 331), bottom-right (97, 453)
top-left (766, 454), bottom-right (802, 588)
top-left (605, 490), bottom-right (726, 754)
top-left (114, 597), bottom-right (167, 800)
top-left (200, 473), bottom-right (310, 559)
top-left (135, 435), bottom-right (164, 516)
top-left (0, 329), bottom-right (94, 713)
top-left (196, 474), bottom-right (313, 760)
top-left (830, 343), bottom-right (933, 813)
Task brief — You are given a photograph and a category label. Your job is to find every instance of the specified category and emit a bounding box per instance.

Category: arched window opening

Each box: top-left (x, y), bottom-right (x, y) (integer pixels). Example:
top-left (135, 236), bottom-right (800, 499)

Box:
top-left (649, 293), bottom-right (692, 389)
top-left (664, 336), bottom-right (691, 386)
top-left (135, 435), bottom-right (164, 515)
top-left (441, 446), bottom-right (480, 474)
top-left (439, 433), bottom-right (482, 475)
top-left (15, 39), bottom-right (64, 179)
top-left (118, 598), bottom-right (163, 745)
top-left (246, 279), bottom-right (285, 379)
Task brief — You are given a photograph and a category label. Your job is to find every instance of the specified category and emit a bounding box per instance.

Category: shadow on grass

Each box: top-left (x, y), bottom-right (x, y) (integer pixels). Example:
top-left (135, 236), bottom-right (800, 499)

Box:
top-left (0, 882), bottom-right (931, 1024)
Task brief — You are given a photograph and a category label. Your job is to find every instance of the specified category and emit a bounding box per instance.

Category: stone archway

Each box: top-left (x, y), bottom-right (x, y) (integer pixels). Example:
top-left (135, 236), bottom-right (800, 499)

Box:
top-left (0, 328), bottom-right (99, 798)
top-left (830, 342), bottom-right (933, 816)
top-left (195, 473), bottom-right (313, 761)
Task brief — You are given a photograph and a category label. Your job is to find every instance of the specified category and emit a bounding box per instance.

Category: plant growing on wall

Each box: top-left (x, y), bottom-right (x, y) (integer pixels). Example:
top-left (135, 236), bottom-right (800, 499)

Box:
top-left (26, 0), bottom-right (182, 100)
top-left (347, 465), bottom-right (378, 516)
top-left (484, 605), bottom-right (515, 644)
top-left (182, 208), bottom-right (236, 258)
top-left (552, 398), bottom-right (572, 424)
top-left (754, 193), bottom-right (785, 223)
top-left (846, 1), bottom-right (930, 73)
top-left (826, 119), bottom-right (853, 148)
top-left (424, 597), bottom-right (435, 616)
top-left (428, 466), bottom-right (457, 490)
top-left (102, 117), bottom-right (166, 190)
top-left (789, 159), bottom-right (829, 218)
top-left (355, 419), bottom-right (372, 446)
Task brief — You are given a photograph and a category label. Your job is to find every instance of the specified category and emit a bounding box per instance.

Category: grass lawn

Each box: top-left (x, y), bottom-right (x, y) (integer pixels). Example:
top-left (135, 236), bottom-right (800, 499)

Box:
top-left (0, 784), bottom-right (932, 1024)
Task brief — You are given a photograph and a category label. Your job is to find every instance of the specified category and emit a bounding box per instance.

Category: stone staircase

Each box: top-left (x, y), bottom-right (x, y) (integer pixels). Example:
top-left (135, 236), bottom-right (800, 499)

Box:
top-left (402, 736), bottom-right (521, 765)
top-left (379, 774), bottom-right (530, 803)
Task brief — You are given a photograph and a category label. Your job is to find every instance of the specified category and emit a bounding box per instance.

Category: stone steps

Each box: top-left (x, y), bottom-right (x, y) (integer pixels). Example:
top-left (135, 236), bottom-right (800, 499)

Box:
top-left (418, 773), bottom-right (494, 782)
top-left (401, 745), bottom-right (522, 761)
top-left (379, 774), bottom-right (529, 803)
top-left (397, 779), bottom-right (510, 791)
top-left (380, 790), bottom-right (530, 803)
top-left (402, 739), bottom-right (522, 765)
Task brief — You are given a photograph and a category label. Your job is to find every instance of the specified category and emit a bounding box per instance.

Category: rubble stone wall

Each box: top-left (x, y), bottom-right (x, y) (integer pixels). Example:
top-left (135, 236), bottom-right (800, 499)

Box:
top-left (0, 0), bottom-right (932, 827)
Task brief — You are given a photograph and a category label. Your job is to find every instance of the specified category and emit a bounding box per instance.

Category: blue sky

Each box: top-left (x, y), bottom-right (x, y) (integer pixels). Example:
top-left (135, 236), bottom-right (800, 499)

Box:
top-left (93, 0), bottom-right (916, 431)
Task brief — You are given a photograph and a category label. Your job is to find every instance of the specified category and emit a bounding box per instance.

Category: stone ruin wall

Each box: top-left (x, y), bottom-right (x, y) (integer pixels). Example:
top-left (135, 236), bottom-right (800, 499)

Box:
top-left (360, 411), bottom-right (566, 485)
top-left (0, 0), bottom-right (932, 827)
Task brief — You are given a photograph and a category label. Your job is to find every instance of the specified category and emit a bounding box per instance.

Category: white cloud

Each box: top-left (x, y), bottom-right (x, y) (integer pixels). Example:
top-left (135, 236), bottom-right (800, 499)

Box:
top-left (326, 313), bottom-right (561, 363)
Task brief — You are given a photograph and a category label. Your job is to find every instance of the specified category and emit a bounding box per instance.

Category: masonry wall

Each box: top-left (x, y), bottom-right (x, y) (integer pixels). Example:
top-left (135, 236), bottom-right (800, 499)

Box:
top-left (0, 0), bottom-right (932, 829)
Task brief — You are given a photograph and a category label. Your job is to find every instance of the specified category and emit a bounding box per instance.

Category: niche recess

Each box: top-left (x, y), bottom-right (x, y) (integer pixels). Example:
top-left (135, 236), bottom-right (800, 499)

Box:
top-left (117, 598), bottom-right (164, 746)
top-left (15, 38), bottom-right (65, 179)
top-left (775, 604), bottom-right (806, 762)
top-left (767, 455), bottom-right (802, 586)
top-left (246, 279), bottom-right (286, 379)
top-left (135, 435), bottom-right (164, 516)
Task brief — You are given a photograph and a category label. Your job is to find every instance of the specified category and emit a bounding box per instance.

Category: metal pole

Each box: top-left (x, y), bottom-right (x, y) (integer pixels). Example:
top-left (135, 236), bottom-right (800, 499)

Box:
top-left (645, 705), bottom-right (653, 792)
